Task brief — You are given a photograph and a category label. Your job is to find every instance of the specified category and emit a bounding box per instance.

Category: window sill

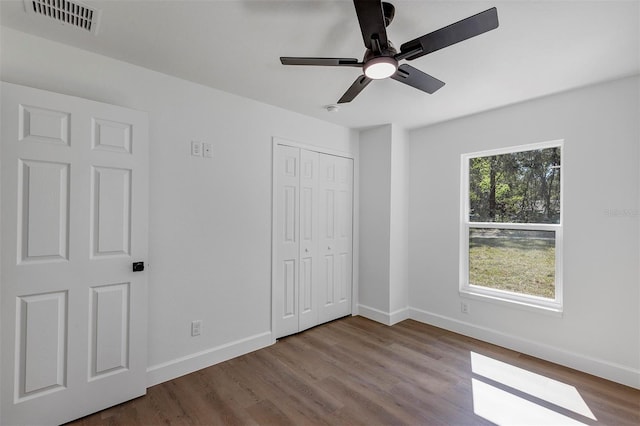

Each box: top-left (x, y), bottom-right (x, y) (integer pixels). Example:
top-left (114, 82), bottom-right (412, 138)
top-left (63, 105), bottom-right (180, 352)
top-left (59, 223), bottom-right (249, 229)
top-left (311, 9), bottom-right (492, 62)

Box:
top-left (459, 289), bottom-right (563, 317)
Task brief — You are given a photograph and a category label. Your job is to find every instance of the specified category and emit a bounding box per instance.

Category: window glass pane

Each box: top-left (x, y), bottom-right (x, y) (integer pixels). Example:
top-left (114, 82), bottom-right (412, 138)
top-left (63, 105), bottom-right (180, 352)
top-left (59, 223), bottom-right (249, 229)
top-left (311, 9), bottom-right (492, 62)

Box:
top-left (469, 147), bottom-right (561, 223)
top-left (469, 228), bottom-right (556, 299)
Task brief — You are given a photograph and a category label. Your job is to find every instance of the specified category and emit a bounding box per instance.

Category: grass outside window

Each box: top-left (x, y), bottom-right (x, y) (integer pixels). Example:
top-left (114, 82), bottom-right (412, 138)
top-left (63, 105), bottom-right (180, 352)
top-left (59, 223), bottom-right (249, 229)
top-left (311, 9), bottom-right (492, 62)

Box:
top-left (468, 229), bottom-right (555, 299)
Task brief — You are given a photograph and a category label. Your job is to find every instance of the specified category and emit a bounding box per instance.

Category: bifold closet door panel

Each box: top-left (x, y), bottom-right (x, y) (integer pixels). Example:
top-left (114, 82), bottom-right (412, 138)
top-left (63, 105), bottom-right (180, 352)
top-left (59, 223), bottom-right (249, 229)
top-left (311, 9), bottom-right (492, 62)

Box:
top-left (318, 153), bottom-right (354, 324)
top-left (298, 149), bottom-right (320, 332)
top-left (274, 145), bottom-right (300, 338)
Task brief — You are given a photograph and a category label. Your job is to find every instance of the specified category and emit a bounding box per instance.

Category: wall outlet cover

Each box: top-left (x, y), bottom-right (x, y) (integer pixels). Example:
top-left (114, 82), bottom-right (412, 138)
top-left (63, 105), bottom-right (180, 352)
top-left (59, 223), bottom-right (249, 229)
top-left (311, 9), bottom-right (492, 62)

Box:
top-left (191, 320), bottom-right (202, 336)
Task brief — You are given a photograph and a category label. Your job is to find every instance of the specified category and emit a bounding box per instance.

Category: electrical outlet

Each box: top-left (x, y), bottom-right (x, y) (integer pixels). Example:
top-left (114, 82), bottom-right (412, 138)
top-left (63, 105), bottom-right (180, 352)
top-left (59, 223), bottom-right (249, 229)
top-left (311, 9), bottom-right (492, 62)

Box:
top-left (461, 301), bottom-right (470, 314)
top-left (191, 320), bottom-right (202, 336)
top-left (191, 141), bottom-right (202, 156)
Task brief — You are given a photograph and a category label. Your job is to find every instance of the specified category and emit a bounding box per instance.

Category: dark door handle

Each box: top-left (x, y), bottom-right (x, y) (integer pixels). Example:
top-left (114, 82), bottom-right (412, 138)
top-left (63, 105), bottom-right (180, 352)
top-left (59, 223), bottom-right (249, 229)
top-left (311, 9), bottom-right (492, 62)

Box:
top-left (132, 262), bottom-right (144, 272)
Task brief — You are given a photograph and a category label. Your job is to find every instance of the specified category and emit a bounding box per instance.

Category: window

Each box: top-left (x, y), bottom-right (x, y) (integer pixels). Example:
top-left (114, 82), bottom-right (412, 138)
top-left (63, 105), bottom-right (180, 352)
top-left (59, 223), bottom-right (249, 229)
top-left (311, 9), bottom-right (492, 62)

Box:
top-left (460, 141), bottom-right (563, 312)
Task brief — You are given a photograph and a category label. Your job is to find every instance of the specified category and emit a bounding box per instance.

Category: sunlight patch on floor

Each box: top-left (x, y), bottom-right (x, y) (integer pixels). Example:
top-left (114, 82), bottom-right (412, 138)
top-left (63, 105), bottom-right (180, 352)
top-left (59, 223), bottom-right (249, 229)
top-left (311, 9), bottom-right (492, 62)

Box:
top-left (472, 379), bottom-right (587, 425)
top-left (470, 352), bottom-right (596, 425)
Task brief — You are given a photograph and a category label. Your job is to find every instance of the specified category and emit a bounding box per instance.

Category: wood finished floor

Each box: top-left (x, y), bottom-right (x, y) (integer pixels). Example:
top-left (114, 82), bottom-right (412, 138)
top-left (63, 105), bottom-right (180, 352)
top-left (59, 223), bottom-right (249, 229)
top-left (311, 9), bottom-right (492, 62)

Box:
top-left (70, 316), bottom-right (639, 426)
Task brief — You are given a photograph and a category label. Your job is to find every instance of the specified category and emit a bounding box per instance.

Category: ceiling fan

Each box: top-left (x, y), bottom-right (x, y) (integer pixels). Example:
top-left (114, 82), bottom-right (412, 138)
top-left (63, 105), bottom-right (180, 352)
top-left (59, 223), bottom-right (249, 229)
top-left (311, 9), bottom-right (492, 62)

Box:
top-left (280, 0), bottom-right (499, 104)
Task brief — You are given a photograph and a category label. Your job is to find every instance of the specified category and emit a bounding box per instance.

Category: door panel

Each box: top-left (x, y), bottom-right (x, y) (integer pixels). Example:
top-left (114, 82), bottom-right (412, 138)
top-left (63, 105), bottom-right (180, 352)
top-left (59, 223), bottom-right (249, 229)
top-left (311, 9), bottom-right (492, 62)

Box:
top-left (18, 160), bottom-right (70, 263)
top-left (283, 260), bottom-right (296, 317)
top-left (92, 119), bottom-right (132, 153)
top-left (300, 258), bottom-right (313, 313)
top-left (274, 145), bottom-right (300, 338)
top-left (298, 149), bottom-right (319, 332)
top-left (324, 190), bottom-right (335, 239)
top-left (1, 82), bottom-right (148, 425)
top-left (91, 166), bottom-right (132, 257)
top-left (339, 253), bottom-right (349, 302)
top-left (89, 282), bottom-right (130, 379)
top-left (318, 154), bottom-right (353, 323)
top-left (323, 255), bottom-right (334, 305)
top-left (273, 144), bottom-right (351, 338)
top-left (17, 291), bottom-right (67, 399)
top-left (19, 104), bottom-right (70, 146)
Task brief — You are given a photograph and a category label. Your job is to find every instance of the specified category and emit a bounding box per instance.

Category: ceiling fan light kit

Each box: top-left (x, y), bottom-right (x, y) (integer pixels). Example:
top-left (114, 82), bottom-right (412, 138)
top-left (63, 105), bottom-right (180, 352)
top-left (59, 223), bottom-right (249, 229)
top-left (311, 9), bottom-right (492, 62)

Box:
top-left (363, 56), bottom-right (398, 79)
top-left (280, 0), bottom-right (499, 104)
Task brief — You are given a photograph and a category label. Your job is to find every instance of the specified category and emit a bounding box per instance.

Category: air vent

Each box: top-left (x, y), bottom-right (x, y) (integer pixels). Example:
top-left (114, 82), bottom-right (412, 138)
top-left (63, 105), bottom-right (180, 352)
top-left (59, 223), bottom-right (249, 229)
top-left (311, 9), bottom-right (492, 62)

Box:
top-left (23, 0), bottom-right (102, 35)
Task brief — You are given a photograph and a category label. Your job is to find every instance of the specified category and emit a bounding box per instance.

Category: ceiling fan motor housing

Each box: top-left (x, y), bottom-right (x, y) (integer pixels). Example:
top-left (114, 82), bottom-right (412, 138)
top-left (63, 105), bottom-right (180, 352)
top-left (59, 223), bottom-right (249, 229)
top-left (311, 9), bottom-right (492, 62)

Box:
top-left (363, 41), bottom-right (397, 62)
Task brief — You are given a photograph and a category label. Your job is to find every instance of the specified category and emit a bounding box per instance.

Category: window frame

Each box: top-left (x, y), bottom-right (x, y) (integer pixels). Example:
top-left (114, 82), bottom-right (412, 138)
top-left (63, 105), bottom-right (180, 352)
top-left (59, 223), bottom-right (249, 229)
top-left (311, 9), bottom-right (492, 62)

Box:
top-left (459, 140), bottom-right (564, 313)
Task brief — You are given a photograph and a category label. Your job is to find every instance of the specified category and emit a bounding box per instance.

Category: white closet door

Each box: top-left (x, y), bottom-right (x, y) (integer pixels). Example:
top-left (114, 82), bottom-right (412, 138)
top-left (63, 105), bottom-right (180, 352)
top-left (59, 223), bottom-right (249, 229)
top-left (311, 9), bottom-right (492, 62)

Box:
top-left (273, 144), bottom-right (353, 339)
top-left (298, 150), bottom-right (319, 332)
top-left (0, 82), bottom-right (149, 425)
top-left (318, 153), bottom-right (353, 323)
top-left (274, 145), bottom-right (300, 338)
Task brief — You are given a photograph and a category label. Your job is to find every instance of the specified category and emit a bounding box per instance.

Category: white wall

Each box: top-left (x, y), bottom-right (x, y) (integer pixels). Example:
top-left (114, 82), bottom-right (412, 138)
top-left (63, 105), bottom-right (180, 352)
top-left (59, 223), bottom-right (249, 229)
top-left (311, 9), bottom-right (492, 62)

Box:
top-left (389, 125), bottom-right (409, 316)
top-left (358, 125), bottom-right (392, 316)
top-left (358, 124), bottom-right (410, 324)
top-left (0, 27), bottom-right (358, 385)
top-left (408, 75), bottom-right (640, 388)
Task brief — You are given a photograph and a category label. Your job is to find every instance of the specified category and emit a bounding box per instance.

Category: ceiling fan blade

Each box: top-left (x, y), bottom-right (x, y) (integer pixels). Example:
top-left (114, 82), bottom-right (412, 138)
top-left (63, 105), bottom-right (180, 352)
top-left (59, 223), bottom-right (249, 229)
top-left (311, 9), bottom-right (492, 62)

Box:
top-left (280, 57), bottom-right (363, 67)
top-left (391, 64), bottom-right (445, 94)
top-left (353, 0), bottom-right (389, 51)
top-left (398, 7), bottom-right (499, 61)
top-left (338, 75), bottom-right (372, 104)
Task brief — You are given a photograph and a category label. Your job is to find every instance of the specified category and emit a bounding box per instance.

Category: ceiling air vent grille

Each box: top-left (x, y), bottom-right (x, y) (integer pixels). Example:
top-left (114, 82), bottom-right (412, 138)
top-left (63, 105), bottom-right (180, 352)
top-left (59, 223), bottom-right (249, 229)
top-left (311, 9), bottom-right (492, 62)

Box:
top-left (23, 0), bottom-right (102, 35)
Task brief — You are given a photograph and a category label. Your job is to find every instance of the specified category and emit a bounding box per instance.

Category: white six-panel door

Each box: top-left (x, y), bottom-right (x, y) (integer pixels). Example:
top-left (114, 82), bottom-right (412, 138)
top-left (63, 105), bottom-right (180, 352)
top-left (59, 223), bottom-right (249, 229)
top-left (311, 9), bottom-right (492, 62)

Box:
top-left (274, 143), bottom-right (352, 339)
top-left (0, 82), bottom-right (149, 425)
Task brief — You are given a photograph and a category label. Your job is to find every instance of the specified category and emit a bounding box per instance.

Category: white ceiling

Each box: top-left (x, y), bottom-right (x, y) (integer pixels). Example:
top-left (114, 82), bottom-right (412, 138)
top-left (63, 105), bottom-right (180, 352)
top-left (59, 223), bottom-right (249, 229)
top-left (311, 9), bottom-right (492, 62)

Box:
top-left (1, 0), bottom-right (638, 130)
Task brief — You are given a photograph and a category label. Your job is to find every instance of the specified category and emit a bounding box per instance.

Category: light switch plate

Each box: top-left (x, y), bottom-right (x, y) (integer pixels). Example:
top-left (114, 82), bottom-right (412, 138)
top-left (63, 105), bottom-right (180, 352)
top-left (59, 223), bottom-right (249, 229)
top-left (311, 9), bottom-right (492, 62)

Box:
top-left (203, 143), bottom-right (213, 158)
top-left (191, 141), bottom-right (202, 156)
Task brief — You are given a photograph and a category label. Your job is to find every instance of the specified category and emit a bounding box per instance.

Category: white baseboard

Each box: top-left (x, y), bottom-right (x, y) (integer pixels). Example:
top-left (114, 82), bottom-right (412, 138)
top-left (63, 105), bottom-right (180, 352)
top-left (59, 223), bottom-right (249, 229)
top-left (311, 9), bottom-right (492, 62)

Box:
top-left (407, 307), bottom-right (640, 390)
top-left (146, 331), bottom-right (273, 387)
top-left (358, 304), bottom-right (410, 326)
top-left (146, 309), bottom-right (639, 391)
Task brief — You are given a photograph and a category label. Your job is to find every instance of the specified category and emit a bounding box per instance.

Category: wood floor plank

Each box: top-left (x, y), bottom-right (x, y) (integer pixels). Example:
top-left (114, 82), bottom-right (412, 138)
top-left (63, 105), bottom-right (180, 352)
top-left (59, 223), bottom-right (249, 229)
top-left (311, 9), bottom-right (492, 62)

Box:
top-left (317, 376), bottom-right (411, 425)
top-left (246, 400), bottom-right (294, 426)
top-left (67, 317), bottom-right (640, 425)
